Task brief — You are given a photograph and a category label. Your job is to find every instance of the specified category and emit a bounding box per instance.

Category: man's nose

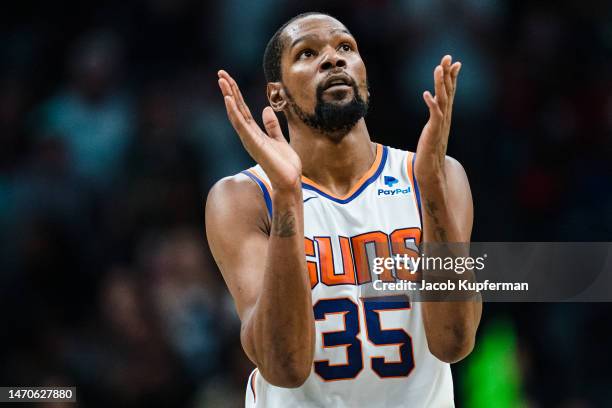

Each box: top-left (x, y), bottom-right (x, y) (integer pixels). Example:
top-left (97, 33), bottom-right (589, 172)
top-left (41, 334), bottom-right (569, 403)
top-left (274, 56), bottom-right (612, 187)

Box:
top-left (319, 48), bottom-right (346, 71)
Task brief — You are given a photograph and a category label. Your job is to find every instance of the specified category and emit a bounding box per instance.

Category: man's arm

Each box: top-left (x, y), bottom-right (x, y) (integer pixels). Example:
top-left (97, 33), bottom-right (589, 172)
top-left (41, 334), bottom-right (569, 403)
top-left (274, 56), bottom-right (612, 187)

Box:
top-left (419, 156), bottom-right (481, 363)
top-left (205, 71), bottom-right (314, 387)
top-left (206, 177), bottom-right (314, 387)
top-left (415, 55), bottom-right (482, 363)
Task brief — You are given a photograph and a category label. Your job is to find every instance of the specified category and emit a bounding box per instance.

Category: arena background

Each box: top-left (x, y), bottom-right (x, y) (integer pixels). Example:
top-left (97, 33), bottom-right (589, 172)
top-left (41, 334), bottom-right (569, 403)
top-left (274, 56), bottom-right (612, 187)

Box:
top-left (1, 0), bottom-right (611, 406)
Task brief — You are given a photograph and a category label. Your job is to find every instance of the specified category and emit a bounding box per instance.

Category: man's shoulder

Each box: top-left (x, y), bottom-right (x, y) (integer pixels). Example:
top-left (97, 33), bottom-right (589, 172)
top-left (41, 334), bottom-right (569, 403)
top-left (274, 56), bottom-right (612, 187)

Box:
top-left (207, 171), bottom-right (263, 204)
top-left (442, 156), bottom-right (467, 181)
top-left (207, 165), bottom-right (272, 217)
top-left (205, 171), bottom-right (271, 235)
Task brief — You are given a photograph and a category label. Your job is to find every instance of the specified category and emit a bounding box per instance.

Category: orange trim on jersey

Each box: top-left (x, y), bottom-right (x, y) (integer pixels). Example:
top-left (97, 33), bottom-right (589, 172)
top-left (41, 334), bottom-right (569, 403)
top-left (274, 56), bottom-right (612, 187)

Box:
top-left (242, 167), bottom-right (274, 218)
top-left (301, 144), bottom-right (383, 200)
top-left (248, 368), bottom-right (258, 402)
top-left (245, 168), bottom-right (273, 195)
top-left (406, 151), bottom-right (419, 210)
top-left (406, 151), bottom-right (414, 181)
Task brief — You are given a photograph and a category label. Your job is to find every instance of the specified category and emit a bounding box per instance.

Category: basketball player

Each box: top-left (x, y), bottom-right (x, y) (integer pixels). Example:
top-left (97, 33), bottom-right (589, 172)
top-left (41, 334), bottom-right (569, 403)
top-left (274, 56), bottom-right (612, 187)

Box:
top-left (206, 12), bottom-right (482, 407)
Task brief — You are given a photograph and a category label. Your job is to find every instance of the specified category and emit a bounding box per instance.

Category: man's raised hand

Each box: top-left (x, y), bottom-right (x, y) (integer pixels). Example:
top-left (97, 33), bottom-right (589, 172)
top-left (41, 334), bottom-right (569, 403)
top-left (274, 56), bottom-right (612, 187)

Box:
top-left (415, 55), bottom-right (461, 185)
top-left (218, 70), bottom-right (302, 192)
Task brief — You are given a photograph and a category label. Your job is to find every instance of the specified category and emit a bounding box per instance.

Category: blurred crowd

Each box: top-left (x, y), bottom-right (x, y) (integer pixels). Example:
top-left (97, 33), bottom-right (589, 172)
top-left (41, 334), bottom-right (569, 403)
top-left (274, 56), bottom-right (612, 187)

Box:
top-left (0, 0), bottom-right (610, 407)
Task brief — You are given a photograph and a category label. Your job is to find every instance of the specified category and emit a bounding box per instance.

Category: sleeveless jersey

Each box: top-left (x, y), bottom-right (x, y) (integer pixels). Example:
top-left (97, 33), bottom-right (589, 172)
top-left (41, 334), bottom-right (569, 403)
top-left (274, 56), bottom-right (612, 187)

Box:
top-left (240, 144), bottom-right (454, 408)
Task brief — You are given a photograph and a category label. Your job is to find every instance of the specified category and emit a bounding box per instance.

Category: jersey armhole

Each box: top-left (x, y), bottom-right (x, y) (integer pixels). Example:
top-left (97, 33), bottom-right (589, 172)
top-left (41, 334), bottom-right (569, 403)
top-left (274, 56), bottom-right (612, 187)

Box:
top-left (241, 169), bottom-right (273, 219)
top-left (247, 368), bottom-right (258, 404)
top-left (406, 152), bottom-right (423, 224)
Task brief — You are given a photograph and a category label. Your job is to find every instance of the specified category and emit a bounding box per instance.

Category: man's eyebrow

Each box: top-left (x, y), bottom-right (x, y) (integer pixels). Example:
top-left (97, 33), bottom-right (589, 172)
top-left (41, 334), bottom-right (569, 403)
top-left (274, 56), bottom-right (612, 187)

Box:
top-left (290, 34), bottom-right (317, 49)
top-left (331, 28), bottom-right (352, 36)
top-left (289, 29), bottom-right (353, 49)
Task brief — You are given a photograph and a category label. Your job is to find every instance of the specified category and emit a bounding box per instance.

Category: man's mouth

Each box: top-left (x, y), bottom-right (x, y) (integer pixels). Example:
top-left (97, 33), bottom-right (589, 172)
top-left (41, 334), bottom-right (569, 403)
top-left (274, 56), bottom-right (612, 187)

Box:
top-left (322, 75), bottom-right (353, 91)
top-left (325, 83), bottom-right (351, 91)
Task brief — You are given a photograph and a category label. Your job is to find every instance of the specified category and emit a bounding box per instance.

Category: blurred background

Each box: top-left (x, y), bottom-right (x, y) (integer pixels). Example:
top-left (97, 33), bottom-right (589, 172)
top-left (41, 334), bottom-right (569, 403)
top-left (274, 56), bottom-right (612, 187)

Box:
top-left (0, 0), bottom-right (611, 407)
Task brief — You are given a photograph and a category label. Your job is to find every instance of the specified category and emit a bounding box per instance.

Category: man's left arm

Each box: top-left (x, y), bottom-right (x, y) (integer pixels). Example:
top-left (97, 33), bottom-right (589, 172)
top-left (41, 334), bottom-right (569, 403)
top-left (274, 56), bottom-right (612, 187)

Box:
top-left (414, 55), bottom-right (482, 363)
top-left (419, 156), bottom-right (482, 363)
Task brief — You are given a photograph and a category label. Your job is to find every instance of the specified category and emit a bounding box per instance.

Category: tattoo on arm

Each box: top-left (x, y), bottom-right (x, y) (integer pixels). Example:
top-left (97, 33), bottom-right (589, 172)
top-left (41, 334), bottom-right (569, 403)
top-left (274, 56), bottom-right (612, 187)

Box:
top-left (434, 226), bottom-right (448, 241)
top-left (425, 199), bottom-right (439, 222)
top-left (272, 210), bottom-right (296, 237)
top-left (425, 199), bottom-right (448, 242)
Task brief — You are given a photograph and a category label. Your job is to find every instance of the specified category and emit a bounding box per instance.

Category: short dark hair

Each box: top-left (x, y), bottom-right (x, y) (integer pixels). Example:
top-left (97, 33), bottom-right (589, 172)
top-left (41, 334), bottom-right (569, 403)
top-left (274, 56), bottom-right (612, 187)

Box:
top-left (263, 12), bottom-right (333, 83)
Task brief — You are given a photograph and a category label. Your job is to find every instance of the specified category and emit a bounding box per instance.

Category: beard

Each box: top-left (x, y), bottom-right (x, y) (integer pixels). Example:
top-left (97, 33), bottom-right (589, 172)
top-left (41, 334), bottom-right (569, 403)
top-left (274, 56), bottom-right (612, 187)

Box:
top-left (286, 80), bottom-right (369, 136)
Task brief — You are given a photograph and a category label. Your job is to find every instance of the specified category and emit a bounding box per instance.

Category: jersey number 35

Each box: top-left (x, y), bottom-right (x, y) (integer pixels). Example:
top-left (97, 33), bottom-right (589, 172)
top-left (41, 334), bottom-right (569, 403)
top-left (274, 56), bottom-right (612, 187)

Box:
top-left (314, 295), bottom-right (414, 381)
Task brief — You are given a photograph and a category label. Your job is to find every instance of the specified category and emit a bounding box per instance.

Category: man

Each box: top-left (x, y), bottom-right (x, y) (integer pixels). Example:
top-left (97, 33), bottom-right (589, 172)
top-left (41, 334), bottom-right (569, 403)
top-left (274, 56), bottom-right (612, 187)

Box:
top-left (206, 12), bottom-right (481, 407)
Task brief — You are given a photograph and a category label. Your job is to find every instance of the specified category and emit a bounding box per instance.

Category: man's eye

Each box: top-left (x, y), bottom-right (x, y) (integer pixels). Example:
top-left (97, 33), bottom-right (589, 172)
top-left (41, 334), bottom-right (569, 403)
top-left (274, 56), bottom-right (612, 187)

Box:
top-left (339, 43), bottom-right (352, 52)
top-left (298, 49), bottom-right (315, 59)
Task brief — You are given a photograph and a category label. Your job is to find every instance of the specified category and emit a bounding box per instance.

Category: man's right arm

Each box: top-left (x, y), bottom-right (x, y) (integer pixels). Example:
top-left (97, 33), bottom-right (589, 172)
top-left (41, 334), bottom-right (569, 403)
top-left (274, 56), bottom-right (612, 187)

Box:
top-left (205, 174), bottom-right (314, 388)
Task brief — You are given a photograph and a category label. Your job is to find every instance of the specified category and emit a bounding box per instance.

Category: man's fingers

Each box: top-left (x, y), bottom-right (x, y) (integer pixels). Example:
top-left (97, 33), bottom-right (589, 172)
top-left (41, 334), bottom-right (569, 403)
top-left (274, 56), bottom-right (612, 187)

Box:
top-left (262, 107), bottom-right (284, 141)
top-left (434, 65), bottom-right (447, 111)
top-left (219, 70), bottom-right (254, 122)
top-left (228, 76), bottom-right (254, 123)
top-left (420, 59), bottom-right (456, 159)
top-left (451, 62), bottom-right (461, 89)
top-left (219, 78), bottom-right (249, 133)
top-left (218, 70), bottom-right (234, 92)
top-left (445, 62), bottom-right (461, 119)
top-left (218, 69), bottom-right (232, 83)
top-left (423, 91), bottom-right (443, 123)
top-left (451, 62), bottom-right (461, 78)
top-left (218, 77), bottom-right (232, 97)
top-left (224, 94), bottom-right (269, 156)
top-left (223, 94), bottom-right (247, 133)
top-left (442, 55), bottom-right (454, 98)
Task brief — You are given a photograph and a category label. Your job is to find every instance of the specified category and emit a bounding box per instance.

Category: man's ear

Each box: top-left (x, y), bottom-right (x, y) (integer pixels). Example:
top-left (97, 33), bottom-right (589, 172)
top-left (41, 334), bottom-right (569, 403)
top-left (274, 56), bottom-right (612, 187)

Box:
top-left (267, 82), bottom-right (287, 112)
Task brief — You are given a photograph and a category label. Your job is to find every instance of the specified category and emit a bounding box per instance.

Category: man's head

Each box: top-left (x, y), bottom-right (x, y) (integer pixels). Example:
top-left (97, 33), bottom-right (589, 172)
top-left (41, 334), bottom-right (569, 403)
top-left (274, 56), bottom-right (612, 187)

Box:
top-left (263, 12), bottom-right (369, 137)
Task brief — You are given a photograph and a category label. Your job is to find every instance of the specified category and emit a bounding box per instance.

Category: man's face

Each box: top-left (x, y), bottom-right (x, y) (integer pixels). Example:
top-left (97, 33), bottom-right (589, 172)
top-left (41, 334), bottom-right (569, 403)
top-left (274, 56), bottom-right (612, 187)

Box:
top-left (278, 15), bottom-right (369, 135)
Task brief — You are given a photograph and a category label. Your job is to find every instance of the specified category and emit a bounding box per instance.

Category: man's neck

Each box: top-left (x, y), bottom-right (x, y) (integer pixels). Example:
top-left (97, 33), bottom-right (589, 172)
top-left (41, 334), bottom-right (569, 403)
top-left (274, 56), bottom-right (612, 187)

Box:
top-left (289, 118), bottom-right (376, 197)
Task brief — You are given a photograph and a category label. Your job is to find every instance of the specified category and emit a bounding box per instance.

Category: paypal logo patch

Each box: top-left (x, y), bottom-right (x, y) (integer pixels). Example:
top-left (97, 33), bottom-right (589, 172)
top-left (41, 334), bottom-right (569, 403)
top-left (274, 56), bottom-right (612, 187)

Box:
top-left (379, 175), bottom-right (410, 196)
top-left (384, 176), bottom-right (399, 187)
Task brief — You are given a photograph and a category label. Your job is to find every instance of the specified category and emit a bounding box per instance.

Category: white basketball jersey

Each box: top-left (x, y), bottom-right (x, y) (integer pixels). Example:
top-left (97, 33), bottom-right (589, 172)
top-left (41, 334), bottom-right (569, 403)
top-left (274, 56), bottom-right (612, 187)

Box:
top-left (240, 144), bottom-right (454, 408)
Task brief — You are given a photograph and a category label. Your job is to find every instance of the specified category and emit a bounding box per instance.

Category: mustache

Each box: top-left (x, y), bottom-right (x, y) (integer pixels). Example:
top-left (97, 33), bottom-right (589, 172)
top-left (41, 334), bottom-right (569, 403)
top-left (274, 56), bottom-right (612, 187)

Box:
top-left (317, 74), bottom-right (357, 93)
top-left (316, 79), bottom-right (361, 100)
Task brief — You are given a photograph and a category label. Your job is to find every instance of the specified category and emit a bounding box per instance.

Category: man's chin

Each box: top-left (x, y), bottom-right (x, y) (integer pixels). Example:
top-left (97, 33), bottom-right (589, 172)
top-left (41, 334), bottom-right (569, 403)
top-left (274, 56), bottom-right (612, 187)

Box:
top-left (287, 86), bottom-right (369, 135)
top-left (321, 89), bottom-right (354, 104)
